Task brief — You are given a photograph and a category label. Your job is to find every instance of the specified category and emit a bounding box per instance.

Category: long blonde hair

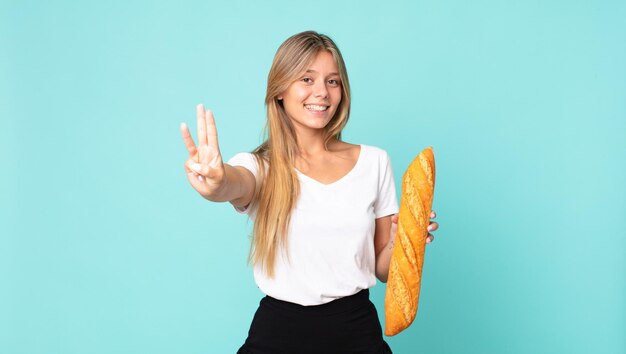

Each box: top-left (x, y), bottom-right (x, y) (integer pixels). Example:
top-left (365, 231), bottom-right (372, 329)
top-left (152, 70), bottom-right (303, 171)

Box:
top-left (249, 31), bottom-right (352, 277)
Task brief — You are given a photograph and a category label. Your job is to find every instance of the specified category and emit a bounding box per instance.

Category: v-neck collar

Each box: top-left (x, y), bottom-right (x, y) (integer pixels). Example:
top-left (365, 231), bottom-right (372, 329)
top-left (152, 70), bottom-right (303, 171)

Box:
top-left (295, 144), bottom-right (364, 187)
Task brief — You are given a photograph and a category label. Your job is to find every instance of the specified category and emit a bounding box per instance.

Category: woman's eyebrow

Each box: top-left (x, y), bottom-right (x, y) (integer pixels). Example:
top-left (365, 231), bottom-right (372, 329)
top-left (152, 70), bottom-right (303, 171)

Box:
top-left (305, 69), bottom-right (340, 76)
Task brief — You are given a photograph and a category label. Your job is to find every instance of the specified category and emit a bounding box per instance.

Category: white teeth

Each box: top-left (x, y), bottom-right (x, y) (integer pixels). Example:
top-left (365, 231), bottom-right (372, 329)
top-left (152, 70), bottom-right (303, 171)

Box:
top-left (305, 104), bottom-right (328, 111)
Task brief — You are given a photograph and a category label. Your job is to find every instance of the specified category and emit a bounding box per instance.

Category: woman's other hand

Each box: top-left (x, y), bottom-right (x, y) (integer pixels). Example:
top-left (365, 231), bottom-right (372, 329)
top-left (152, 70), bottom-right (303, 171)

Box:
top-left (389, 210), bottom-right (439, 244)
top-left (180, 104), bottom-right (226, 199)
top-left (426, 210), bottom-right (439, 244)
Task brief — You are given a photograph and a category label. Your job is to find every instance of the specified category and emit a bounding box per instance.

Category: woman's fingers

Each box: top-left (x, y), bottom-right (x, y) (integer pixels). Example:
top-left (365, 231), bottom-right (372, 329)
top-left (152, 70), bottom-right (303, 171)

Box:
top-left (186, 145), bottom-right (223, 180)
top-left (204, 109), bottom-right (220, 151)
top-left (184, 160), bottom-right (206, 186)
top-left (183, 105), bottom-right (224, 196)
top-left (197, 104), bottom-right (208, 146)
top-left (180, 123), bottom-right (197, 156)
top-left (389, 211), bottom-right (436, 244)
top-left (198, 145), bottom-right (221, 175)
top-left (186, 158), bottom-right (202, 175)
top-left (195, 105), bottom-right (222, 169)
top-left (426, 216), bottom-right (438, 244)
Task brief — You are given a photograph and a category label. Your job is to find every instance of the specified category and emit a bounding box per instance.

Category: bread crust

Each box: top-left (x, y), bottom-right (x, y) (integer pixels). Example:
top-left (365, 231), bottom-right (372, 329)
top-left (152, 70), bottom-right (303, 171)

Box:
top-left (384, 147), bottom-right (436, 336)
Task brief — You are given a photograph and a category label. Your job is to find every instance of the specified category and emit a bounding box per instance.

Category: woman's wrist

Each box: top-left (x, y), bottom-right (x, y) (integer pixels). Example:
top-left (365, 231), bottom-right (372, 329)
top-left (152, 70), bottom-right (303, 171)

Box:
top-left (386, 238), bottom-right (395, 251)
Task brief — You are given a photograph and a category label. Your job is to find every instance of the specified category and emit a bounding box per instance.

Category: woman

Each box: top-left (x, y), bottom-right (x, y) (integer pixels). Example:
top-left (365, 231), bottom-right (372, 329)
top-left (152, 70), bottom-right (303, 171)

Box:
top-left (180, 31), bottom-right (439, 354)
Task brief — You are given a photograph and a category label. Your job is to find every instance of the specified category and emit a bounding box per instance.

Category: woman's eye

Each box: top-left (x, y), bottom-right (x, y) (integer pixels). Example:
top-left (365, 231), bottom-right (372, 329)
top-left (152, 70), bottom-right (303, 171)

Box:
top-left (328, 79), bottom-right (339, 86)
top-left (302, 77), bottom-right (313, 83)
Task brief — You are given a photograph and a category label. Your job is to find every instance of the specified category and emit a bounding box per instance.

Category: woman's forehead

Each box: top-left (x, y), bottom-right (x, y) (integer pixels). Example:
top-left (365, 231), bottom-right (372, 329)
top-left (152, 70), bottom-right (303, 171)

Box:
top-left (304, 51), bottom-right (339, 74)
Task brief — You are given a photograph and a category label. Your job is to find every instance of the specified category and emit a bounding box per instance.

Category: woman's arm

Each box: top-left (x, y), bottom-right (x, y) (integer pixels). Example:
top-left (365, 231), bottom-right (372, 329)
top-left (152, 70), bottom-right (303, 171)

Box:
top-left (225, 165), bottom-right (256, 208)
top-left (374, 215), bottom-right (395, 283)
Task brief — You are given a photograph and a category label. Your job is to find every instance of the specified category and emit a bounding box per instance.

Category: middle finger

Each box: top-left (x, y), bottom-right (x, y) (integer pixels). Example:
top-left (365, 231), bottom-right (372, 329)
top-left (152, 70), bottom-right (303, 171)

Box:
top-left (197, 104), bottom-right (208, 146)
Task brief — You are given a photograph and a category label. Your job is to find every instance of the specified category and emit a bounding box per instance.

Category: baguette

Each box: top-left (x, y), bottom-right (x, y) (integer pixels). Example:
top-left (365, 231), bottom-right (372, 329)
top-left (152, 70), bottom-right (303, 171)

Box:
top-left (384, 146), bottom-right (436, 336)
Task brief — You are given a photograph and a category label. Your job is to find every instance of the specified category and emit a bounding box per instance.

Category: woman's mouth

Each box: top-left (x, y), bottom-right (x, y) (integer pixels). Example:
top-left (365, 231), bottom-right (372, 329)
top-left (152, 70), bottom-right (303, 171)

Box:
top-left (304, 104), bottom-right (329, 112)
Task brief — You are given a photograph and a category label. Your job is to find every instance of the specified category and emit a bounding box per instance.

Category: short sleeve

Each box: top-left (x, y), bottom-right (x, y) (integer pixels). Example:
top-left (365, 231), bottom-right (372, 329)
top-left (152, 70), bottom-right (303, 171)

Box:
top-left (227, 152), bottom-right (261, 215)
top-left (228, 152), bottom-right (258, 177)
top-left (374, 151), bottom-right (399, 218)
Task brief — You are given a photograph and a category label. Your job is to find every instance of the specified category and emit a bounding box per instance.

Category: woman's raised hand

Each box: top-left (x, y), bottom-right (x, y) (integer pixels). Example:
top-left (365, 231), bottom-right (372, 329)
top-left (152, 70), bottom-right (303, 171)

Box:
top-left (180, 104), bottom-right (226, 199)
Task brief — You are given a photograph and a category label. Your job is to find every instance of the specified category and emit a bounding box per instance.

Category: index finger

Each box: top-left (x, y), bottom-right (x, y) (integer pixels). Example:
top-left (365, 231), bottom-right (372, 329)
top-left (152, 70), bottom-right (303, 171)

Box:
top-left (180, 123), bottom-right (197, 156)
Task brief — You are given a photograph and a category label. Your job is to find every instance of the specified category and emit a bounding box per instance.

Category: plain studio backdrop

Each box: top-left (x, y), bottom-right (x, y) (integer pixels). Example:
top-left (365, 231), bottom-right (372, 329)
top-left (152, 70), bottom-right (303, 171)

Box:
top-left (1, 1), bottom-right (624, 353)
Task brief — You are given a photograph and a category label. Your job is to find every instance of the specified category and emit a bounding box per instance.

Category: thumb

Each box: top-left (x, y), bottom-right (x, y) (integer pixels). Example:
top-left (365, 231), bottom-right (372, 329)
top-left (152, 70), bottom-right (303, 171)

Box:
top-left (186, 159), bottom-right (204, 175)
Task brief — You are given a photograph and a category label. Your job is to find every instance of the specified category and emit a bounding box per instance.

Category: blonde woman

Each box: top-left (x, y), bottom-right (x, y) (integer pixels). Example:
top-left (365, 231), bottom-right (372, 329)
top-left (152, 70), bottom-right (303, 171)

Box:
top-left (180, 31), bottom-right (439, 353)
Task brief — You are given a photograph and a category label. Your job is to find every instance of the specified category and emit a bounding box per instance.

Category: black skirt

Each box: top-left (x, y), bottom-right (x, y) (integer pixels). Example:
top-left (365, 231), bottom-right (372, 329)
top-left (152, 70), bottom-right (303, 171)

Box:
top-left (237, 289), bottom-right (393, 354)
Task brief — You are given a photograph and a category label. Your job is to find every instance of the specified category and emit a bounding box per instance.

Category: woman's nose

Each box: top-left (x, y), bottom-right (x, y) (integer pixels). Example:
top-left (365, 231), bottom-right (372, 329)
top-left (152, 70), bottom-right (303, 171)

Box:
top-left (314, 81), bottom-right (328, 98)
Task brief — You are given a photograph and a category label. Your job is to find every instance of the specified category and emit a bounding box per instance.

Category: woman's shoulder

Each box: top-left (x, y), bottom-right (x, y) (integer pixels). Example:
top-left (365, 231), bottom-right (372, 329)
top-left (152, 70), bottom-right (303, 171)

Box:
top-left (332, 141), bottom-right (388, 154)
top-left (333, 142), bottom-right (392, 170)
top-left (326, 140), bottom-right (359, 161)
top-left (227, 150), bottom-right (268, 173)
top-left (351, 143), bottom-right (391, 160)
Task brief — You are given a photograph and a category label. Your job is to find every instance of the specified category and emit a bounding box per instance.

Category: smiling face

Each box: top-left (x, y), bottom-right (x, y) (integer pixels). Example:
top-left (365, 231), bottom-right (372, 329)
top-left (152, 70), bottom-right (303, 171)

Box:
top-left (278, 50), bottom-right (342, 134)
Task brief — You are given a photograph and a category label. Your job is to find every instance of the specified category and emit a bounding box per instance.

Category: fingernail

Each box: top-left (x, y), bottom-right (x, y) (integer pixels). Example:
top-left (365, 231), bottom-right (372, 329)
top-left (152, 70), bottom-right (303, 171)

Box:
top-left (191, 163), bottom-right (201, 172)
top-left (427, 226), bottom-right (432, 231)
top-left (197, 175), bottom-right (204, 182)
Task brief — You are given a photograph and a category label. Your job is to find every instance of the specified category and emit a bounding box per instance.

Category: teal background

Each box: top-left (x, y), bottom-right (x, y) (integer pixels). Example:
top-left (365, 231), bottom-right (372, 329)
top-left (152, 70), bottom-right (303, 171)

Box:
top-left (1, 0), bottom-right (624, 353)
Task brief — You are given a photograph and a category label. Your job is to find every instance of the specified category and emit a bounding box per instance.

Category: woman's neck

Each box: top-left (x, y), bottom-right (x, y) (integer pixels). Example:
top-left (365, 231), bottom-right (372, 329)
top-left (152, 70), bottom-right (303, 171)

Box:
top-left (294, 127), bottom-right (332, 153)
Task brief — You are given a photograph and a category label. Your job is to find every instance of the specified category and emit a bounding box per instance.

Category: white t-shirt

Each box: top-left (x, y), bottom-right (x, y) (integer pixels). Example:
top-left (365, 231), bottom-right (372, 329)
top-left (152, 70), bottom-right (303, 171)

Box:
top-left (226, 144), bottom-right (399, 305)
